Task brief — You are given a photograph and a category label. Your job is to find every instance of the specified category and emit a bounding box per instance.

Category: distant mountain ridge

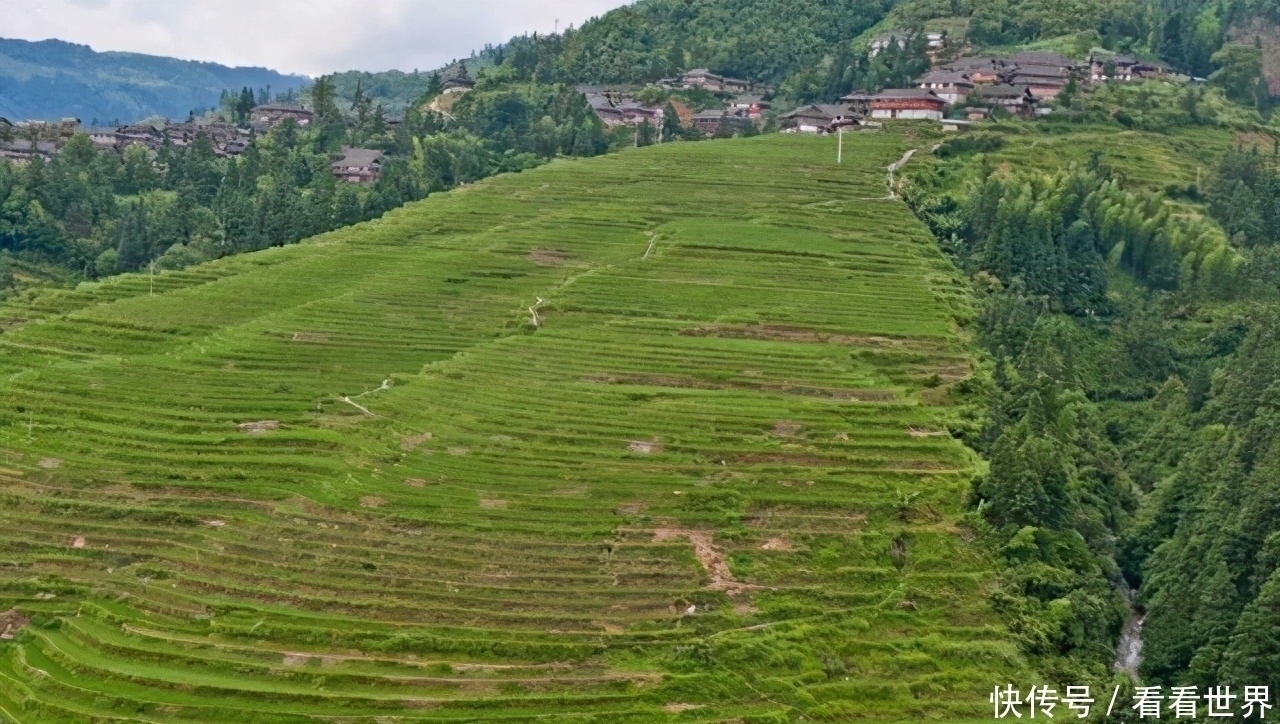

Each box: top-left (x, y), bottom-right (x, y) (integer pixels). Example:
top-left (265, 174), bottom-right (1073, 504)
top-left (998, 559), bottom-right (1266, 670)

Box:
top-left (0, 37), bottom-right (309, 124)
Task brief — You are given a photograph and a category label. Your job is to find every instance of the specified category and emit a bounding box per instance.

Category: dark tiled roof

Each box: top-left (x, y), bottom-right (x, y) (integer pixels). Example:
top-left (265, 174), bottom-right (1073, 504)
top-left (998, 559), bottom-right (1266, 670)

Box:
top-left (333, 148), bottom-right (383, 168)
top-left (874, 89), bottom-right (944, 101)
top-left (917, 70), bottom-right (974, 86)
top-left (948, 57), bottom-right (1005, 71)
top-left (253, 104), bottom-right (311, 114)
top-left (1007, 51), bottom-right (1077, 68)
top-left (978, 84), bottom-right (1033, 99)
top-left (0, 140), bottom-right (58, 154)
top-left (1012, 64), bottom-right (1070, 78)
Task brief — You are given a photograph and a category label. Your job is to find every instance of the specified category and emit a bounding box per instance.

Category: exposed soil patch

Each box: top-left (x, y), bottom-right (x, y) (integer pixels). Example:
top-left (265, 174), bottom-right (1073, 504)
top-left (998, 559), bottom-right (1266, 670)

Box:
top-left (907, 428), bottom-right (948, 438)
top-left (282, 653), bottom-right (312, 666)
top-left (238, 420), bottom-right (279, 435)
top-left (526, 248), bottom-right (575, 266)
top-left (0, 609), bottom-right (28, 640)
top-left (628, 440), bottom-right (663, 455)
top-left (404, 478), bottom-right (428, 488)
top-left (38, 457), bottom-right (62, 469)
top-left (616, 502), bottom-right (648, 515)
top-left (291, 332), bottom-right (329, 343)
top-left (204, 520), bottom-right (227, 528)
top-left (732, 452), bottom-right (836, 466)
top-left (894, 460), bottom-right (956, 471)
top-left (772, 420), bottom-right (802, 438)
top-left (654, 528), bottom-right (760, 596)
top-left (747, 507), bottom-right (867, 533)
top-left (734, 602), bottom-right (760, 615)
top-left (682, 324), bottom-right (914, 347)
top-left (586, 372), bottom-right (714, 389)
top-left (400, 432), bottom-right (434, 451)
top-left (761, 537), bottom-right (793, 551)
top-left (479, 498), bottom-right (509, 509)
top-left (70, 535), bottom-right (86, 549)
top-left (586, 372), bottom-right (893, 401)
top-left (359, 496), bottom-right (386, 509)
top-left (934, 363), bottom-right (973, 381)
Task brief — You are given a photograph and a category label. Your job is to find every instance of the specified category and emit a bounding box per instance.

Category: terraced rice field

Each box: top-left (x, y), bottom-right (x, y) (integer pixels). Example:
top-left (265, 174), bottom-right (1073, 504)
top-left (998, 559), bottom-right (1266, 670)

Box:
top-left (0, 133), bottom-right (1034, 722)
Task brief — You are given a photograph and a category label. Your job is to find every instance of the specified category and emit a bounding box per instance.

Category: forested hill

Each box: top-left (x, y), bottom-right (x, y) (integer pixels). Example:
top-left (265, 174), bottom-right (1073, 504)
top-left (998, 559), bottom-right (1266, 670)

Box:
top-left (0, 38), bottom-right (308, 124)
top-left (438, 0), bottom-right (1280, 99)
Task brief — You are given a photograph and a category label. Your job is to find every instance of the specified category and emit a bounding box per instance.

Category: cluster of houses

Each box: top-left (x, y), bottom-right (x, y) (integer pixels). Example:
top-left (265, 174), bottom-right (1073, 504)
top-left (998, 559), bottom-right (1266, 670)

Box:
top-left (0, 108), bottom-right (386, 185)
top-left (87, 118), bottom-right (254, 156)
top-left (2, 47), bottom-right (1186, 177)
top-left (777, 49), bottom-right (1176, 135)
top-left (581, 88), bottom-right (668, 128)
top-left (0, 117), bottom-right (78, 163)
top-left (580, 67), bottom-right (772, 137)
top-left (574, 49), bottom-right (1161, 138)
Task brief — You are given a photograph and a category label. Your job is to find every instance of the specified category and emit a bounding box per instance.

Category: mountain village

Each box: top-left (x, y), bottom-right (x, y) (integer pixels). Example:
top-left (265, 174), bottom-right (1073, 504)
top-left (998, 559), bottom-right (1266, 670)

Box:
top-left (0, 34), bottom-right (1185, 184)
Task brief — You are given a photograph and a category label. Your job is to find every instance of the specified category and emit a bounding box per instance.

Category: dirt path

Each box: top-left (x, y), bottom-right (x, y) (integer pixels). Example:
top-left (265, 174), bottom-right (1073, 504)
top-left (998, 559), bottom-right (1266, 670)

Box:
top-left (654, 529), bottom-right (761, 596)
top-left (885, 149), bottom-right (917, 199)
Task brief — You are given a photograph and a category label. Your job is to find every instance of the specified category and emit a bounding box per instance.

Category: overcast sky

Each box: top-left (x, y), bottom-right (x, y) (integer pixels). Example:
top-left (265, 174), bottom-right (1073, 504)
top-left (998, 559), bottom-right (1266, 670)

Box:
top-left (4, 0), bottom-right (630, 76)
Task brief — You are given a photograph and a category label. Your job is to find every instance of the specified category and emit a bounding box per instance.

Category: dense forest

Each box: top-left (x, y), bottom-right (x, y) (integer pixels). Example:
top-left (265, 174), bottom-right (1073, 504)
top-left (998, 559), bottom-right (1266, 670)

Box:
top-left (905, 119), bottom-right (1280, 696)
top-left (332, 0), bottom-right (1280, 106)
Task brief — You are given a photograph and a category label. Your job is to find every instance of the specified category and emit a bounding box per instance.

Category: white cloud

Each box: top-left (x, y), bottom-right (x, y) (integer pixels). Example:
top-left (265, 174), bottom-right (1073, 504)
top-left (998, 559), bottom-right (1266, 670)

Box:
top-left (4, 0), bottom-right (627, 76)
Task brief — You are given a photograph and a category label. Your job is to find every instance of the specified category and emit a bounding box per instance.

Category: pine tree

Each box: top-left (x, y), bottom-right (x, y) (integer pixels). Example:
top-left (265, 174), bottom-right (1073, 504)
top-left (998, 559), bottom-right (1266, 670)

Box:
top-left (1221, 569), bottom-right (1280, 701)
top-left (662, 102), bottom-right (681, 142)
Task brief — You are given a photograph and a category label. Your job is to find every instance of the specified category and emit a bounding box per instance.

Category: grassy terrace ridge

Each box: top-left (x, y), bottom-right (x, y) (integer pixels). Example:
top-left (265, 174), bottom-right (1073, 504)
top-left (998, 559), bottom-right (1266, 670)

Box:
top-left (0, 131), bottom-right (1032, 722)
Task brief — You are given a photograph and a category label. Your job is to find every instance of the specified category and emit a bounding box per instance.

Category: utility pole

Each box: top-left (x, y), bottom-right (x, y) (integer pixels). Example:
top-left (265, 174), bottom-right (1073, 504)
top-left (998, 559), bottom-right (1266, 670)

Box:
top-left (837, 126), bottom-right (844, 164)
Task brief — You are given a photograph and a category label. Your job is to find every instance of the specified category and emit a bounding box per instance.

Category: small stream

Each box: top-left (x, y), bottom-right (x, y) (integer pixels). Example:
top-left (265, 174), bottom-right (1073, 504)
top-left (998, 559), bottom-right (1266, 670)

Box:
top-left (1114, 582), bottom-right (1146, 679)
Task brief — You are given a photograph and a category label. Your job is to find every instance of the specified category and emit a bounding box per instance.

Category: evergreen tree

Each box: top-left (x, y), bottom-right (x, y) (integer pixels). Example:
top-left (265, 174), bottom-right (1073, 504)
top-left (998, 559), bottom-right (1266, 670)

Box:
top-left (661, 102), bottom-right (682, 142)
top-left (1221, 569), bottom-right (1280, 702)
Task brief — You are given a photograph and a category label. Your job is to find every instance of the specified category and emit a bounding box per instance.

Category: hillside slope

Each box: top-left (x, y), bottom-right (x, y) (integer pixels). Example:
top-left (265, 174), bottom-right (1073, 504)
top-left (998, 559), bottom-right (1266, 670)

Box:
top-left (0, 133), bottom-right (1031, 721)
top-left (0, 38), bottom-right (308, 123)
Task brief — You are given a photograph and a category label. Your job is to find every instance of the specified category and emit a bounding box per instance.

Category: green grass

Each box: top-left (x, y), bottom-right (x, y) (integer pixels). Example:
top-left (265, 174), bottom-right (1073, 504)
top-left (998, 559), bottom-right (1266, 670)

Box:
top-left (0, 132), bottom-right (1034, 722)
top-left (936, 122), bottom-right (1235, 192)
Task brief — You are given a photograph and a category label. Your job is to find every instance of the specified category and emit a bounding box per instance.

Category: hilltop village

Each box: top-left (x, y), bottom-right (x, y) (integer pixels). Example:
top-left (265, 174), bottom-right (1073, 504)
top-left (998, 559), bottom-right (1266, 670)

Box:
top-left (583, 43), bottom-right (1177, 137)
top-left (0, 106), bottom-right (387, 184)
top-left (0, 32), bottom-right (1186, 186)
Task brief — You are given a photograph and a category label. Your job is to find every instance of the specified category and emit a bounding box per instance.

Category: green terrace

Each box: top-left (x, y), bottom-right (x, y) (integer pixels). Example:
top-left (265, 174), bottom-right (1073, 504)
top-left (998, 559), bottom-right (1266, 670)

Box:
top-left (0, 132), bottom-right (1034, 722)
